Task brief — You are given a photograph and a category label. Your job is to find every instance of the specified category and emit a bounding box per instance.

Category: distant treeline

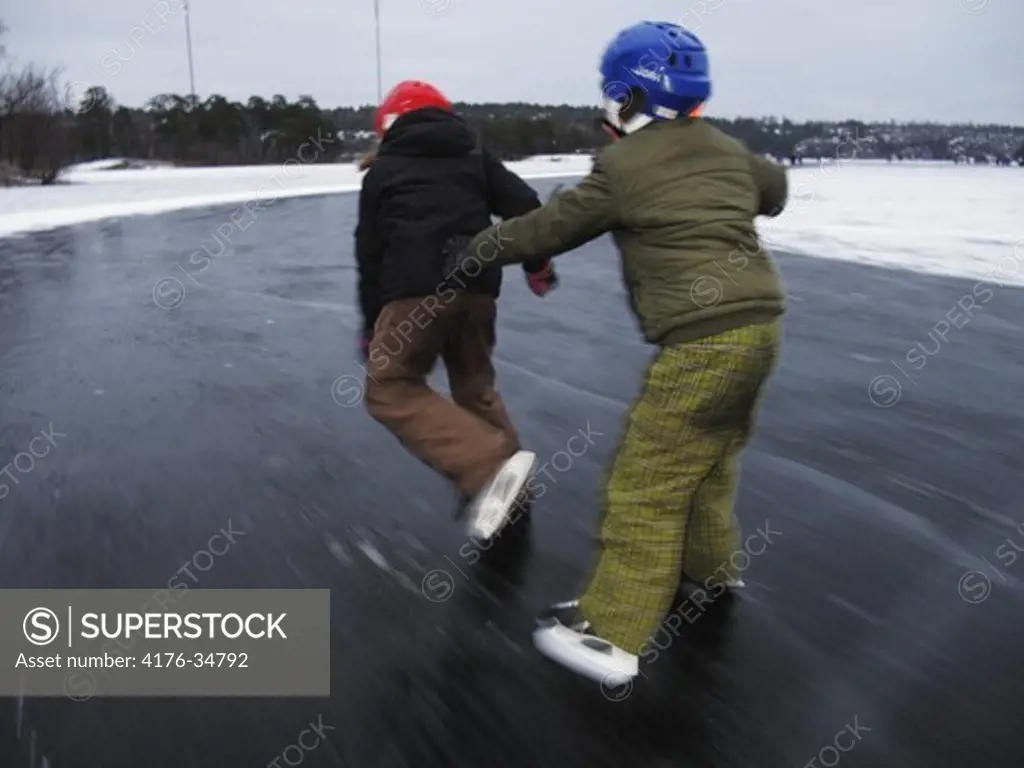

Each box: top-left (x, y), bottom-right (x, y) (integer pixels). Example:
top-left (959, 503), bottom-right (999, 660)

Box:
top-left (6, 85), bottom-right (1023, 183)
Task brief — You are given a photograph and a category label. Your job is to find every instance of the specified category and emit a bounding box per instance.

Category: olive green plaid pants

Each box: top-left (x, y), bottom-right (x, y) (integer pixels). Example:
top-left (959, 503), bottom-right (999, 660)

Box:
top-left (577, 321), bottom-right (781, 654)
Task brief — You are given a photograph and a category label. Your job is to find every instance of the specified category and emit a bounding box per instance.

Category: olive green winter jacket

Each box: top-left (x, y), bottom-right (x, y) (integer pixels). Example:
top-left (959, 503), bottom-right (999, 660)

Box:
top-left (466, 118), bottom-right (788, 346)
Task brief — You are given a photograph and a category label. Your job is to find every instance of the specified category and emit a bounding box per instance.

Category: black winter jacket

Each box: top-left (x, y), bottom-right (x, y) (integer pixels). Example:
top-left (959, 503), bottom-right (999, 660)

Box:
top-left (354, 108), bottom-right (545, 335)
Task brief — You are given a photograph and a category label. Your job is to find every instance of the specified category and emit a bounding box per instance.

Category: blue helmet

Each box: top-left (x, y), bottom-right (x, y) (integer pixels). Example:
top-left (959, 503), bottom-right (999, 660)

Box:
top-left (599, 21), bottom-right (711, 134)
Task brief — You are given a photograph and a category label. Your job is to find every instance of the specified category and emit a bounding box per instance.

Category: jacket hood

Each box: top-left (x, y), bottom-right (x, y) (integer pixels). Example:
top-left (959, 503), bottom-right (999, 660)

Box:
top-left (378, 108), bottom-right (477, 158)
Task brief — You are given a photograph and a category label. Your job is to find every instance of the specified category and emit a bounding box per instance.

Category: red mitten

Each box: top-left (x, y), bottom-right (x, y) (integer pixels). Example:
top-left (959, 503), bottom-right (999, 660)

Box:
top-left (525, 262), bottom-right (559, 297)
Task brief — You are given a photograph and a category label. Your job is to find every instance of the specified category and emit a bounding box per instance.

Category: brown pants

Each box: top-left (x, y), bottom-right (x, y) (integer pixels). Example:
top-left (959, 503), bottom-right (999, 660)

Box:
top-left (364, 294), bottom-right (520, 497)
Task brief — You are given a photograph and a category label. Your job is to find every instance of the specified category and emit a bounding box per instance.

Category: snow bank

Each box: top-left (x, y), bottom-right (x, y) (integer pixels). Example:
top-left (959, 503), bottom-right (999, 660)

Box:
top-left (62, 158), bottom-right (131, 173)
top-left (758, 162), bottom-right (1023, 286)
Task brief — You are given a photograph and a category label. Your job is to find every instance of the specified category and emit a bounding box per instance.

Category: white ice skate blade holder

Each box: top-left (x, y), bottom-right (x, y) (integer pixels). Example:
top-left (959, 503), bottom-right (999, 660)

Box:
top-left (466, 450), bottom-right (536, 541)
top-left (533, 624), bottom-right (638, 685)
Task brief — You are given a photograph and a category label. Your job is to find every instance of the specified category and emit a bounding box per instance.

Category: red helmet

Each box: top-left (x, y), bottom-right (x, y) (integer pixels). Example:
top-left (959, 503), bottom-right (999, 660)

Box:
top-left (374, 80), bottom-right (452, 137)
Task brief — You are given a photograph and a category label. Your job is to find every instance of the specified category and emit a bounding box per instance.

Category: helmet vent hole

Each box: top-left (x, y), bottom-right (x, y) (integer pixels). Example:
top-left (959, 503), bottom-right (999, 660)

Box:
top-left (683, 54), bottom-right (693, 69)
top-left (668, 53), bottom-right (677, 67)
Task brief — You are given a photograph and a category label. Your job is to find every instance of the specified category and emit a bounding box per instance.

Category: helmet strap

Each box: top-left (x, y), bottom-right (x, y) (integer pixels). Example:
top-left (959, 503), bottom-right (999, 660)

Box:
top-left (602, 88), bottom-right (657, 136)
top-left (621, 114), bottom-right (655, 134)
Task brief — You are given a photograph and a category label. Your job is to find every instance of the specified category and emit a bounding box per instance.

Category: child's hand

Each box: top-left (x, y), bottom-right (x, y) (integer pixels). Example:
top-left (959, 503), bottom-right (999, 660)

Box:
top-left (525, 262), bottom-right (558, 297)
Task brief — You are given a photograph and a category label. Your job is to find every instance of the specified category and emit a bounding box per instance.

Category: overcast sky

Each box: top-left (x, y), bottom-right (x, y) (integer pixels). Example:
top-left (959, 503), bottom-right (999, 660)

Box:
top-left (3, 0), bottom-right (1022, 123)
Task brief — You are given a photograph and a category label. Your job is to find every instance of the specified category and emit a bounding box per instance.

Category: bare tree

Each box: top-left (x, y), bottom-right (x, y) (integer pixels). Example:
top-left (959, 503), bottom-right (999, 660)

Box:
top-left (0, 20), bottom-right (69, 184)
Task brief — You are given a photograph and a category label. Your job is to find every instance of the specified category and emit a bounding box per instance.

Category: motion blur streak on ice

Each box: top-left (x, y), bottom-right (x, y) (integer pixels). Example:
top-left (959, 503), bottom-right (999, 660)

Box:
top-left (0, 157), bottom-right (1021, 288)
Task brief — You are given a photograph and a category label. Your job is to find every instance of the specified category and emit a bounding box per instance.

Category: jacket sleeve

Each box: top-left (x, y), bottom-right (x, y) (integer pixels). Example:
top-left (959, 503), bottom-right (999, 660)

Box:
top-left (467, 157), bottom-right (619, 268)
top-left (750, 153), bottom-right (788, 217)
top-left (354, 169), bottom-right (383, 336)
top-left (480, 149), bottom-right (549, 274)
top-left (482, 148), bottom-right (541, 219)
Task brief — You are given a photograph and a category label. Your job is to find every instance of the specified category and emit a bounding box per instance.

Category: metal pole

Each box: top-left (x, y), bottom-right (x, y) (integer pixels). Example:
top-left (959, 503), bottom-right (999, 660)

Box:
top-left (374, 0), bottom-right (382, 102)
top-left (184, 1), bottom-right (197, 100)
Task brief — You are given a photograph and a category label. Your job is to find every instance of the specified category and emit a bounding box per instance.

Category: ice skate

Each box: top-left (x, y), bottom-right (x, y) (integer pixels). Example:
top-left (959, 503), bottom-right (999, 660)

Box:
top-left (465, 450), bottom-right (536, 541)
top-left (533, 600), bottom-right (639, 686)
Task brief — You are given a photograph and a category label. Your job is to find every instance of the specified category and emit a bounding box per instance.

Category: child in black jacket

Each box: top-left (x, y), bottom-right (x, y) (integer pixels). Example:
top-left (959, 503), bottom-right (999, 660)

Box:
top-left (355, 80), bottom-right (558, 541)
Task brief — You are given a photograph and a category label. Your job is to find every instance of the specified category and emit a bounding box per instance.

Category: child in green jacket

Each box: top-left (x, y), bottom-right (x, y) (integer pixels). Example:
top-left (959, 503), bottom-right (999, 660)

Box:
top-left (446, 20), bottom-right (788, 687)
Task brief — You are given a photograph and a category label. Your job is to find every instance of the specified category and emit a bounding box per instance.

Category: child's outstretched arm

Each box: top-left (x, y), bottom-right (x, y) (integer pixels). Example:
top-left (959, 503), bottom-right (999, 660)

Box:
top-left (354, 169), bottom-right (383, 347)
top-left (750, 153), bottom-right (788, 218)
top-left (462, 157), bottom-right (620, 269)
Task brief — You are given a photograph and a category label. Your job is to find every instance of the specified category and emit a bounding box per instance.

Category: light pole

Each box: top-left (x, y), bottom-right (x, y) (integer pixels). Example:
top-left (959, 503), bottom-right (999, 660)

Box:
top-left (373, 0), bottom-right (382, 102)
top-left (184, 1), bottom-right (197, 100)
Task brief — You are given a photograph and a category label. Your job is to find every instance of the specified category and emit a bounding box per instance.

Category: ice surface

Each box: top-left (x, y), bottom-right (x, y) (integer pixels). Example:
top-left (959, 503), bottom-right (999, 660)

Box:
top-left (1, 156), bottom-right (1021, 286)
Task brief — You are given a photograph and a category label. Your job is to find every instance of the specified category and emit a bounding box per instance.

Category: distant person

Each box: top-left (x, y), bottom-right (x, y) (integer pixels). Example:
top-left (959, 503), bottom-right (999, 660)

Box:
top-left (447, 21), bottom-right (788, 685)
top-left (354, 80), bottom-right (559, 541)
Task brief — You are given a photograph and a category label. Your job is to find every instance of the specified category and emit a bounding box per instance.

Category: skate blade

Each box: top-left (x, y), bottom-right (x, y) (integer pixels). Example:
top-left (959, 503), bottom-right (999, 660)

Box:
top-left (533, 624), bottom-right (638, 685)
top-left (467, 451), bottom-right (536, 541)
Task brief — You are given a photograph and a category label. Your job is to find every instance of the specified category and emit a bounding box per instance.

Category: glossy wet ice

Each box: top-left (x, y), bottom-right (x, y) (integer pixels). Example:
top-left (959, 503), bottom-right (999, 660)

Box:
top-left (1, 180), bottom-right (1023, 767)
